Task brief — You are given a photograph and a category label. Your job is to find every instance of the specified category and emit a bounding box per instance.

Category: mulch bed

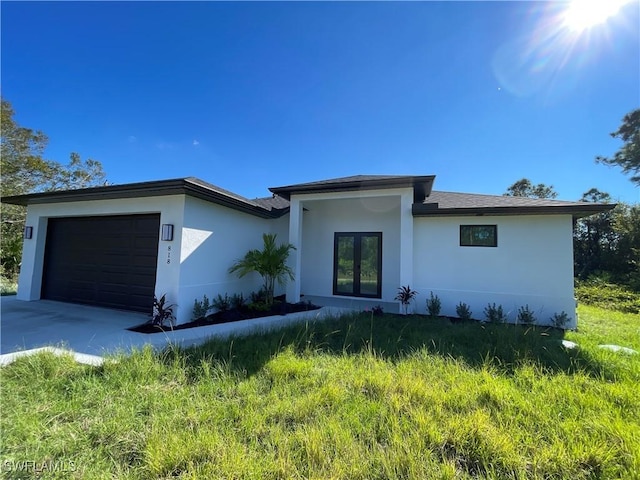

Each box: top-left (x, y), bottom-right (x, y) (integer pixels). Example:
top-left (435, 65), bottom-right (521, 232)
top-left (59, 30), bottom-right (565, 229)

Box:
top-left (128, 299), bottom-right (320, 334)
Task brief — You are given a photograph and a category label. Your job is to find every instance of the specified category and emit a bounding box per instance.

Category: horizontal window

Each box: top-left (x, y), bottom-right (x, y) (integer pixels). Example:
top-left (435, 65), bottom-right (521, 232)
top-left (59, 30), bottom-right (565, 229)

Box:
top-left (460, 225), bottom-right (497, 247)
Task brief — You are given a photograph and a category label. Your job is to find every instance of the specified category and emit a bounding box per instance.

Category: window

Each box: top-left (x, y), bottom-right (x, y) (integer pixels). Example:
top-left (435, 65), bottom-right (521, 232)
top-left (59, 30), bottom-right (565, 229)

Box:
top-left (333, 232), bottom-right (382, 298)
top-left (460, 225), bottom-right (497, 247)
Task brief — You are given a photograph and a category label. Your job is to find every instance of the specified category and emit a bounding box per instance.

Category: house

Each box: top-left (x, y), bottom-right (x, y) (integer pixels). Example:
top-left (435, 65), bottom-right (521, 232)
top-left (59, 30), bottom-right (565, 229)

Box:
top-left (2, 175), bottom-right (614, 328)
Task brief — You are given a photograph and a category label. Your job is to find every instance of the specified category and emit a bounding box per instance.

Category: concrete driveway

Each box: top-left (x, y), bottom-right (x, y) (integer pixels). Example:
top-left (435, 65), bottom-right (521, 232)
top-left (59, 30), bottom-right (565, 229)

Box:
top-left (0, 296), bottom-right (350, 365)
top-left (1, 296), bottom-right (150, 357)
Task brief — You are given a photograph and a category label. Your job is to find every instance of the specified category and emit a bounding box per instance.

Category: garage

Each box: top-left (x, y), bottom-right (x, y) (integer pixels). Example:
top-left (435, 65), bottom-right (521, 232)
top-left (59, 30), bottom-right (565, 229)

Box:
top-left (41, 214), bottom-right (160, 313)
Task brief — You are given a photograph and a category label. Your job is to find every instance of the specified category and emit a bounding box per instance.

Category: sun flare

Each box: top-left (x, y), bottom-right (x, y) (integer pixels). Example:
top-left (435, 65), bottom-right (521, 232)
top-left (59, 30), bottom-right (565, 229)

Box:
top-left (562, 0), bottom-right (631, 32)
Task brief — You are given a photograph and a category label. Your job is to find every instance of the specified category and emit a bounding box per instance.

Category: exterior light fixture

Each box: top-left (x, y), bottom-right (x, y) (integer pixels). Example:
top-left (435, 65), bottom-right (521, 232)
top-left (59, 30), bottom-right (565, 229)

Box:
top-left (24, 226), bottom-right (33, 239)
top-left (161, 224), bottom-right (174, 241)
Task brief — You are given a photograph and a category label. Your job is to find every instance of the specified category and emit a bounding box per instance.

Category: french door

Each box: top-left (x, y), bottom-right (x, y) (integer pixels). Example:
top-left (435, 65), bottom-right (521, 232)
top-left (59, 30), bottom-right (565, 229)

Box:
top-left (333, 232), bottom-right (382, 298)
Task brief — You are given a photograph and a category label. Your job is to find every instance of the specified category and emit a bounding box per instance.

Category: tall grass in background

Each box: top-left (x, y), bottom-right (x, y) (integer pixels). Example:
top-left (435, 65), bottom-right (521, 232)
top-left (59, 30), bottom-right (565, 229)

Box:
top-left (575, 278), bottom-right (640, 314)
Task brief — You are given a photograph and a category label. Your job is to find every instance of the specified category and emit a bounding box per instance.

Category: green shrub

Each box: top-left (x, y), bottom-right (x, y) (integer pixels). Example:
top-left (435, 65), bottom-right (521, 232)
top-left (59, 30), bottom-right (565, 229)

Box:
top-left (0, 275), bottom-right (18, 296)
top-left (551, 311), bottom-right (571, 329)
top-left (575, 280), bottom-right (640, 314)
top-left (628, 270), bottom-right (640, 293)
top-left (250, 288), bottom-right (268, 304)
top-left (455, 302), bottom-right (472, 321)
top-left (248, 301), bottom-right (270, 312)
top-left (192, 294), bottom-right (211, 320)
top-left (517, 305), bottom-right (536, 325)
top-left (212, 293), bottom-right (231, 312)
top-left (484, 303), bottom-right (506, 323)
top-left (426, 291), bottom-right (441, 317)
top-left (230, 293), bottom-right (245, 310)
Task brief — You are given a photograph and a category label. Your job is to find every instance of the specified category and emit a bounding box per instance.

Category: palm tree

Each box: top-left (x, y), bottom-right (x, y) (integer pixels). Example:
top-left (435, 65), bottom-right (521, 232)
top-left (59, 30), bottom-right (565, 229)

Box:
top-left (228, 233), bottom-right (296, 307)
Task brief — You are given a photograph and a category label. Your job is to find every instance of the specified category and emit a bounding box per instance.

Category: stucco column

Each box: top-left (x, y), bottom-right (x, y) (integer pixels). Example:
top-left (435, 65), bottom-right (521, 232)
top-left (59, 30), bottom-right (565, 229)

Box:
top-left (399, 191), bottom-right (414, 312)
top-left (17, 214), bottom-right (48, 301)
top-left (286, 197), bottom-right (303, 303)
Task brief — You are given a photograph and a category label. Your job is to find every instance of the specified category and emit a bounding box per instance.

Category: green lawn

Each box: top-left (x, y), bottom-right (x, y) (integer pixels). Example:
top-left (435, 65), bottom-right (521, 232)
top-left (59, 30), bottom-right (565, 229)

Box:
top-left (1, 305), bottom-right (639, 479)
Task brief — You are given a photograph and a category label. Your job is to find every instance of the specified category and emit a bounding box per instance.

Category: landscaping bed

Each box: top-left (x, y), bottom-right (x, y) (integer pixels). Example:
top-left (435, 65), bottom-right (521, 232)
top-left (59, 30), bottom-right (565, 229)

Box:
top-left (128, 296), bottom-right (320, 334)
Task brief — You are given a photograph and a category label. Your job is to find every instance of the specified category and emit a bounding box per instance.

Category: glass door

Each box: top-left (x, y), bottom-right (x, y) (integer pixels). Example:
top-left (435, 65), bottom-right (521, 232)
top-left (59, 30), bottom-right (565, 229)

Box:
top-left (333, 232), bottom-right (382, 298)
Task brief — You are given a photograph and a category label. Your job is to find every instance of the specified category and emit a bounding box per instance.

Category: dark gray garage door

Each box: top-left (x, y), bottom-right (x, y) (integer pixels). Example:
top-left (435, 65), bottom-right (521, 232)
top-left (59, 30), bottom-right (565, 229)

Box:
top-left (41, 214), bottom-right (160, 313)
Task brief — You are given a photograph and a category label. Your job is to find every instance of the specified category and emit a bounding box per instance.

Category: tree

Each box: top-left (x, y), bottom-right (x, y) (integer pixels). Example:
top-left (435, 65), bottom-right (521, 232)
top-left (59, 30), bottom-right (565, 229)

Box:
top-left (48, 152), bottom-right (108, 191)
top-left (596, 108), bottom-right (640, 185)
top-left (504, 178), bottom-right (558, 199)
top-left (0, 98), bottom-right (107, 278)
top-left (573, 189), bottom-right (616, 278)
top-left (1, 99), bottom-right (50, 197)
top-left (612, 203), bottom-right (640, 289)
top-left (1, 99), bottom-right (48, 278)
top-left (573, 188), bottom-right (640, 290)
top-left (228, 233), bottom-right (296, 307)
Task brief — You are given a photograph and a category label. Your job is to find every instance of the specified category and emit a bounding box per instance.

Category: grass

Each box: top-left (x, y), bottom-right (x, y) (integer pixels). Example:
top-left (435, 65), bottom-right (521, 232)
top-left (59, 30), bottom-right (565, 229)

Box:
top-left (1, 305), bottom-right (639, 479)
top-left (575, 280), bottom-right (640, 314)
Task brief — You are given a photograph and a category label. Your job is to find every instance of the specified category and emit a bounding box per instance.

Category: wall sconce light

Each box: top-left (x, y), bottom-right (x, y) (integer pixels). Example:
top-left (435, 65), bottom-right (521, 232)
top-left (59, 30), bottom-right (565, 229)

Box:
top-left (161, 224), bottom-right (174, 241)
top-left (24, 226), bottom-right (33, 239)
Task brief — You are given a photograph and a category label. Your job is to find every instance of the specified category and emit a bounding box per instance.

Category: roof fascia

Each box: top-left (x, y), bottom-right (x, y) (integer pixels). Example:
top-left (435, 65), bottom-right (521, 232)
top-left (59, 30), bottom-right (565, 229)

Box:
top-left (285, 186), bottom-right (413, 202)
top-left (269, 176), bottom-right (435, 201)
top-left (412, 203), bottom-right (617, 219)
top-left (182, 183), bottom-right (283, 218)
top-left (0, 179), bottom-right (186, 206)
top-left (1, 179), bottom-right (284, 219)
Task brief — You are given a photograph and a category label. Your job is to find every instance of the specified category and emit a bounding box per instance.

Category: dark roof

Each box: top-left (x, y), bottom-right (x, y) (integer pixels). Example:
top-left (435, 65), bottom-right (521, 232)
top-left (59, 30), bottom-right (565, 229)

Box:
top-left (269, 174), bottom-right (436, 201)
top-left (252, 194), bottom-right (291, 212)
top-left (414, 191), bottom-right (616, 219)
top-left (1, 176), bottom-right (615, 220)
top-left (0, 177), bottom-right (288, 219)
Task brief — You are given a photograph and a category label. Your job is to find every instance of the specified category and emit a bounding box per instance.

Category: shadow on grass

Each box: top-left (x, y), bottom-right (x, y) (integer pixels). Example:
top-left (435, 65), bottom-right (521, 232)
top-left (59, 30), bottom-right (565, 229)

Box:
top-left (162, 312), bottom-right (614, 380)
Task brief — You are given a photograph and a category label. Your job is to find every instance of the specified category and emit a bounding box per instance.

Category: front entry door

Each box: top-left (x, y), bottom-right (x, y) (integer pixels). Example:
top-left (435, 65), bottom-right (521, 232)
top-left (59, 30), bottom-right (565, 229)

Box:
top-left (333, 232), bottom-right (382, 298)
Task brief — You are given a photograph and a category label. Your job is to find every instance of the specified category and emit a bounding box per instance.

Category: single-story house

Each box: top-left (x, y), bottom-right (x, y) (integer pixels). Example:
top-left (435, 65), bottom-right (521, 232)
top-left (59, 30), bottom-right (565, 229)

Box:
top-left (2, 175), bottom-right (614, 328)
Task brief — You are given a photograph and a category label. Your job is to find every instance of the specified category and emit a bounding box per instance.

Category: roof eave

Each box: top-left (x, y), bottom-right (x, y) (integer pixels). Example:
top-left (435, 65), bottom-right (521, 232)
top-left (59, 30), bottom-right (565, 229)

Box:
top-left (0, 179), bottom-right (187, 206)
top-left (182, 182), bottom-right (281, 219)
top-left (412, 203), bottom-right (617, 218)
top-left (269, 175), bottom-right (435, 201)
top-left (0, 178), bottom-right (282, 219)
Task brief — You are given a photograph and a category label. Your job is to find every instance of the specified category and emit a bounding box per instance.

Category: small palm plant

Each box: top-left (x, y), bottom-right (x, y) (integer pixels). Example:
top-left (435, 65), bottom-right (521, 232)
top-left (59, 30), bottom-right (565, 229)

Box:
top-left (228, 233), bottom-right (296, 308)
top-left (151, 294), bottom-right (176, 328)
top-left (395, 285), bottom-right (418, 315)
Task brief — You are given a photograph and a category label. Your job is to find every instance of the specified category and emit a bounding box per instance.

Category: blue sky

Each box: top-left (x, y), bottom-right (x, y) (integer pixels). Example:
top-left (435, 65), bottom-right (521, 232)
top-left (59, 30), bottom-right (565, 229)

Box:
top-left (2, 1), bottom-right (638, 203)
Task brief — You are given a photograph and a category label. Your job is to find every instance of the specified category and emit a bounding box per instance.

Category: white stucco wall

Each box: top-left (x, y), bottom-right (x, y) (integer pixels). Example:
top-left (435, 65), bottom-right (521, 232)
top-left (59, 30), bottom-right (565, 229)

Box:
top-left (178, 196), bottom-right (289, 323)
top-left (292, 188), bottom-right (413, 311)
top-left (17, 195), bottom-right (186, 317)
top-left (412, 214), bottom-right (576, 327)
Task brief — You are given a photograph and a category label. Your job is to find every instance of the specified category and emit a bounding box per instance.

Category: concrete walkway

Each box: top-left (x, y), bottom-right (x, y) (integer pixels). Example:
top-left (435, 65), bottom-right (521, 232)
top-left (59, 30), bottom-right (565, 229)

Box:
top-left (0, 296), bottom-right (351, 366)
